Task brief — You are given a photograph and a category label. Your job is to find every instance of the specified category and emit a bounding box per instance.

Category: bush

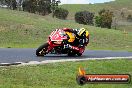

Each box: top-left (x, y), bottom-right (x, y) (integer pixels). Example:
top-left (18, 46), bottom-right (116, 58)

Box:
top-left (95, 16), bottom-right (102, 27)
top-left (75, 11), bottom-right (94, 25)
top-left (95, 9), bottom-right (113, 29)
top-left (53, 8), bottom-right (69, 20)
top-left (127, 14), bottom-right (132, 22)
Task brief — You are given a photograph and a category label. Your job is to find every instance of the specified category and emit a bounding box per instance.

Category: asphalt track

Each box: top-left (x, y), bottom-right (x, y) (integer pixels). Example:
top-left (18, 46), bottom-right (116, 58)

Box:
top-left (0, 48), bottom-right (132, 66)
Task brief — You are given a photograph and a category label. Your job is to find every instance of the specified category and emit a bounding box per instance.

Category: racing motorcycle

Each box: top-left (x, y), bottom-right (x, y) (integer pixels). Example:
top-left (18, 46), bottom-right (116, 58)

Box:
top-left (36, 29), bottom-right (86, 56)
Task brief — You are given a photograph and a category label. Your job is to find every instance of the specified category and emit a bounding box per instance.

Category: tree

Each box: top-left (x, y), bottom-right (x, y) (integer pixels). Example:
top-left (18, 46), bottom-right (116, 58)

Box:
top-left (95, 16), bottom-right (102, 27)
top-left (0, 0), bottom-right (17, 10)
top-left (95, 9), bottom-right (113, 29)
top-left (75, 11), bottom-right (94, 25)
top-left (54, 7), bottom-right (69, 19)
top-left (51, 0), bottom-right (60, 17)
top-left (0, 0), bottom-right (57, 16)
top-left (0, 0), bottom-right (5, 6)
top-left (37, 0), bottom-right (51, 15)
top-left (4, 0), bottom-right (12, 8)
top-left (11, 0), bottom-right (17, 10)
top-left (22, 0), bottom-right (51, 14)
top-left (127, 14), bottom-right (132, 22)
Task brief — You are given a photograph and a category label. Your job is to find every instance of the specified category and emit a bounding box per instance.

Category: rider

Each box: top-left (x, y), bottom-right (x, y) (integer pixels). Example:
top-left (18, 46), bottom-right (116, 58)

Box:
top-left (63, 28), bottom-right (89, 51)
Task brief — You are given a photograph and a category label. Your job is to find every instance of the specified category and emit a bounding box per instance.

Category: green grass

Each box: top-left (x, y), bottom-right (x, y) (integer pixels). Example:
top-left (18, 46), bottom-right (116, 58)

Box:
top-left (0, 59), bottom-right (132, 88)
top-left (0, 8), bottom-right (132, 51)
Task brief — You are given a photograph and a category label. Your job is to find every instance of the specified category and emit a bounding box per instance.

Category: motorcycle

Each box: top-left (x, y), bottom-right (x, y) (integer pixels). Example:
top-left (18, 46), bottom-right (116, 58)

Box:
top-left (36, 29), bottom-right (86, 56)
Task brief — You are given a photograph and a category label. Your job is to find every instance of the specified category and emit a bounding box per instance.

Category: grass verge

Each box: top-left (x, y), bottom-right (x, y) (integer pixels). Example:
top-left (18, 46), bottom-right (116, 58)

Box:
top-left (0, 59), bottom-right (132, 88)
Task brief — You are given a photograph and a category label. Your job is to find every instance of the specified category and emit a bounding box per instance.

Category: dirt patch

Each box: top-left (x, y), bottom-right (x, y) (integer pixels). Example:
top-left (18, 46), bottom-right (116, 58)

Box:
top-left (0, 26), bottom-right (6, 31)
top-left (11, 24), bottom-right (35, 30)
top-left (21, 24), bottom-right (34, 29)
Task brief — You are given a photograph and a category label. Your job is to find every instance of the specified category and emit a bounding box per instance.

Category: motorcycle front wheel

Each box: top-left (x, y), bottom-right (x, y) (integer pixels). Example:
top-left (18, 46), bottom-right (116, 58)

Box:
top-left (36, 43), bottom-right (49, 56)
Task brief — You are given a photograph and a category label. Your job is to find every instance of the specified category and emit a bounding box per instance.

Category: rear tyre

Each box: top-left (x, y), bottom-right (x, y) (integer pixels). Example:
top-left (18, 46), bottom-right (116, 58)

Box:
top-left (68, 51), bottom-right (76, 56)
top-left (77, 53), bottom-right (82, 56)
top-left (36, 43), bottom-right (49, 56)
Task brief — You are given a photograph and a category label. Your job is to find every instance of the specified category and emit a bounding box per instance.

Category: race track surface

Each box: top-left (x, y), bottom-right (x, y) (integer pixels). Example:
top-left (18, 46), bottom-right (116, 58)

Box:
top-left (0, 48), bottom-right (132, 65)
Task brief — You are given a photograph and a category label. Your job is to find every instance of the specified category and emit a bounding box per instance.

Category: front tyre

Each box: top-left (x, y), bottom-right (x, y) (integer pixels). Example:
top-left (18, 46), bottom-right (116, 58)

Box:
top-left (36, 43), bottom-right (49, 56)
top-left (77, 47), bottom-right (84, 56)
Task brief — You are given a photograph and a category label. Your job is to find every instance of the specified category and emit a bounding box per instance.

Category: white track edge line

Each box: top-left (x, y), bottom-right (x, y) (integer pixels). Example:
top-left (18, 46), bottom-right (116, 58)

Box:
top-left (0, 56), bottom-right (132, 66)
top-left (19, 56), bottom-right (132, 66)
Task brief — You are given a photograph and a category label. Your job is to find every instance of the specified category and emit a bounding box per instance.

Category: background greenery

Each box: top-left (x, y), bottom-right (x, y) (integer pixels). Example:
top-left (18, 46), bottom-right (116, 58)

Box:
top-left (0, 8), bottom-right (132, 51)
top-left (60, 0), bottom-right (132, 32)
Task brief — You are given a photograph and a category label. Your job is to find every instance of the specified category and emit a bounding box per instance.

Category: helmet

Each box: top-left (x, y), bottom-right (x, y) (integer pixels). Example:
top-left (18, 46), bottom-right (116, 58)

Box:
top-left (77, 28), bottom-right (86, 36)
top-left (77, 28), bottom-right (89, 38)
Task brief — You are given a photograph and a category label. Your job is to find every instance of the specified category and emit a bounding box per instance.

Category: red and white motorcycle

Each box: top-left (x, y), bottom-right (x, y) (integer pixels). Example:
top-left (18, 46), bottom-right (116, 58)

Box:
top-left (36, 29), bottom-right (87, 56)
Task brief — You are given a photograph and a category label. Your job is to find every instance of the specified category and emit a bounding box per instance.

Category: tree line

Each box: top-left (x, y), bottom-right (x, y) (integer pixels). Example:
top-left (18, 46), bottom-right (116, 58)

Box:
top-left (0, 0), bottom-right (53, 15)
top-left (0, 0), bottom-right (123, 29)
top-left (0, 0), bottom-right (68, 19)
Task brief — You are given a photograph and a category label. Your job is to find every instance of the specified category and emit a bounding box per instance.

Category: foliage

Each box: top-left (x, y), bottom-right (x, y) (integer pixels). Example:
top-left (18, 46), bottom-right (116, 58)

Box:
top-left (22, 0), bottom-right (36, 13)
top-left (95, 9), bottom-right (113, 29)
top-left (37, 0), bottom-right (51, 15)
top-left (127, 14), bottom-right (132, 22)
top-left (75, 11), bottom-right (94, 25)
top-left (53, 7), bottom-right (69, 19)
top-left (51, 0), bottom-right (61, 17)
top-left (95, 16), bottom-right (102, 27)
top-left (0, 0), bottom-right (17, 10)
top-left (22, 0), bottom-right (51, 14)
top-left (0, 0), bottom-right (54, 16)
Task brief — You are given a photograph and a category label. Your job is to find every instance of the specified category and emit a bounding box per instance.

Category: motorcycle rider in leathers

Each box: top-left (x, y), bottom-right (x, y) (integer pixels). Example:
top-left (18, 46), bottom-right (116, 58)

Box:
top-left (63, 28), bottom-right (89, 51)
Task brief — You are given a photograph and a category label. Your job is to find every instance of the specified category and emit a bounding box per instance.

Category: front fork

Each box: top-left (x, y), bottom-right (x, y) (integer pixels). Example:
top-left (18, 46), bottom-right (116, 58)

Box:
top-left (79, 47), bottom-right (85, 54)
top-left (47, 41), bottom-right (54, 53)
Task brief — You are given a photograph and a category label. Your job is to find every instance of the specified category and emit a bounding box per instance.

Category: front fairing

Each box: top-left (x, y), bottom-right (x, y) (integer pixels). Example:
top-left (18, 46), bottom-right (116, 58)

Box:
top-left (49, 29), bottom-right (68, 43)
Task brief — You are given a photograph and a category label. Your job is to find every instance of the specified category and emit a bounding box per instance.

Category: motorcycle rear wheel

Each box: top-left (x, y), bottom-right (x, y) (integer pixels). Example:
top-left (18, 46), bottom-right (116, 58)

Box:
top-left (67, 51), bottom-right (76, 56)
top-left (77, 53), bottom-right (82, 56)
top-left (36, 43), bottom-right (49, 56)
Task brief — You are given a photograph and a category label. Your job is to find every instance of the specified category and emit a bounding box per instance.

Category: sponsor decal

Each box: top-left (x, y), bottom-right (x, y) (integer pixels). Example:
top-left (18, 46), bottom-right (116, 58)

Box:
top-left (76, 67), bottom-right (131, 85)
